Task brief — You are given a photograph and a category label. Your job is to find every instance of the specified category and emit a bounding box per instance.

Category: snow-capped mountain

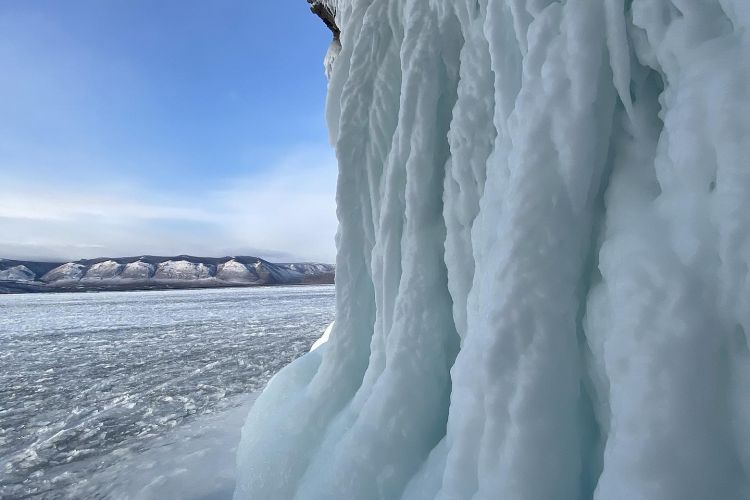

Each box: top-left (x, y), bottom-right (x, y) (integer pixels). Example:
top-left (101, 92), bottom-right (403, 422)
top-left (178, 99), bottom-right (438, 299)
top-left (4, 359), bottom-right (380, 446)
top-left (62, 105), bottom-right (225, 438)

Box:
top-left (0, 256), bottom-right (334, 293)
top-left (0, 265), bottom-right (35, 282)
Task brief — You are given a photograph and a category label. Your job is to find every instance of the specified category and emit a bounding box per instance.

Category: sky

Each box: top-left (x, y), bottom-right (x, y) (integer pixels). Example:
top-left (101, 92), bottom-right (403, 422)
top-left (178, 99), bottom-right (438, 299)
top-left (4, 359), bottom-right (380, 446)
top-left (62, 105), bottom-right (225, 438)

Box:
top-left (0, 0), bottom-right (338, 263)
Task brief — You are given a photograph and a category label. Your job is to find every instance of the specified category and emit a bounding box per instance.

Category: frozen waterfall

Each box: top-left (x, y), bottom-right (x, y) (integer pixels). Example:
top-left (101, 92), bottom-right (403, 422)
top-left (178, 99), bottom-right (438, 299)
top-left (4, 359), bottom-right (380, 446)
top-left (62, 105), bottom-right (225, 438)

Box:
top-left (235, 1), bottom-right (750, 499)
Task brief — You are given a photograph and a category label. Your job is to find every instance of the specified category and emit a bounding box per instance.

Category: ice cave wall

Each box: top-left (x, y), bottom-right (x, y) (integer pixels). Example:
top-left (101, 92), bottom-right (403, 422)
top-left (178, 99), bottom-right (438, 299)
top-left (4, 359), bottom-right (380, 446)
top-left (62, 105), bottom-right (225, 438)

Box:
top-left (236, 1), bottom-right (750, 499)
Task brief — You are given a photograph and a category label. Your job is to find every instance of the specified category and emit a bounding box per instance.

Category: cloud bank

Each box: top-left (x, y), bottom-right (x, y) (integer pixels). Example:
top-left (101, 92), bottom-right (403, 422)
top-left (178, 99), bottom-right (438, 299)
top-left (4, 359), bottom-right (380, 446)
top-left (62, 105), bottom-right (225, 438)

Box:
top-left (0, 147), bottom-right (338, 263)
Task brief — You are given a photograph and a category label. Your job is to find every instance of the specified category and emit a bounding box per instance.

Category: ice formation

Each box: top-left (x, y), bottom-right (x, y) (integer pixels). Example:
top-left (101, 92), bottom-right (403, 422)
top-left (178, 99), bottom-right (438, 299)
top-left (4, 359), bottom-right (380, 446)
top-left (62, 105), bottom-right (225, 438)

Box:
top-left (310, 321), bottom-right (335, 352)
top-left (236, 1), bottom-right (750, 499)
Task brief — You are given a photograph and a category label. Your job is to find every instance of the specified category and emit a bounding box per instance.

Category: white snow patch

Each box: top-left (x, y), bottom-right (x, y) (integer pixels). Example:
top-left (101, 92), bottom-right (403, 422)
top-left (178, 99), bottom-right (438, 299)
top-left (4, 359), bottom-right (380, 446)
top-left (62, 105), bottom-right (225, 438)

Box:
top-left (216, 260), bottom-right (257, 283)
top-left (310, 321), bottom-right (334, 352)
top-left (154, 261), bottom-right (212, 280)
top-left (120, 261), bottom-right (155, 280)
top-left (0, 265), bottom-right (35, 281)
top-left (41, 263), bottom-right (85, 283)
top-left (83, 260), bottom-right (122, 280)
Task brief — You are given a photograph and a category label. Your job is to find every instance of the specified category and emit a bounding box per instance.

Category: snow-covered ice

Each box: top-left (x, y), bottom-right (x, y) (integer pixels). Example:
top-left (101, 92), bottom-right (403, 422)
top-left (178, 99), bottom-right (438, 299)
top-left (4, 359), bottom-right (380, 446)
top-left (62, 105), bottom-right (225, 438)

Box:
top-left (310, 320), bottom-right (334, 351)
top-left (235, 1), bottom-right (750, 499)
top-left (0, 286), bottom-right (335, 499)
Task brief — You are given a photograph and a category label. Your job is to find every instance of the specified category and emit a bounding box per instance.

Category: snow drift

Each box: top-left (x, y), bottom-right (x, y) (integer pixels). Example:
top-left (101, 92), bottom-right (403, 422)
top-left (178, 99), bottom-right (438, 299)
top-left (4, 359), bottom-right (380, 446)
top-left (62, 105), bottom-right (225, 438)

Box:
top-left (236, 1), bottom-right (750, 499)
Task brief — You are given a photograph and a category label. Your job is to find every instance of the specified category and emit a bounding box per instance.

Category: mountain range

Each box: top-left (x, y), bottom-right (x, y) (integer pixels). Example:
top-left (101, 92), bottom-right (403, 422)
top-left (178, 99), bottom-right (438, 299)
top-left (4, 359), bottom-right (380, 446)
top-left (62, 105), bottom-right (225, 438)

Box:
top-left (0, 255), bottom-right (334, 293)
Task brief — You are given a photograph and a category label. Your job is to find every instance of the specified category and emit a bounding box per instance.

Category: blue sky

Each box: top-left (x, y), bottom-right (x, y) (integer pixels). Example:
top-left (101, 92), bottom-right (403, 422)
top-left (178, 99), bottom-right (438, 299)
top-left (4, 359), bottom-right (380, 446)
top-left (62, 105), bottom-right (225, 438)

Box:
top-left (0, 0), bottom-right (338, 263)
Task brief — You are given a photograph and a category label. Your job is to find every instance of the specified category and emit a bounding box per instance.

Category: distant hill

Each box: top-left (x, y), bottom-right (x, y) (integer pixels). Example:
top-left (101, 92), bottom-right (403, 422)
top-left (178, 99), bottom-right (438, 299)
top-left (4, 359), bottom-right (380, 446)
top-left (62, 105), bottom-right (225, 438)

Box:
top-left (0, 255), bottom-right (335, 293)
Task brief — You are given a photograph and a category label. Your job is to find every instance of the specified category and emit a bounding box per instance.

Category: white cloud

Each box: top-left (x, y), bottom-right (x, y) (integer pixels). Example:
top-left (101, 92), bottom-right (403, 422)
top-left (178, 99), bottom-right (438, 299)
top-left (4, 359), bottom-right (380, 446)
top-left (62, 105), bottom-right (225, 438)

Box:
top-left (213, 147), bottom-right (338, 263)
top-left (0, 147), bottom-right (338, 263)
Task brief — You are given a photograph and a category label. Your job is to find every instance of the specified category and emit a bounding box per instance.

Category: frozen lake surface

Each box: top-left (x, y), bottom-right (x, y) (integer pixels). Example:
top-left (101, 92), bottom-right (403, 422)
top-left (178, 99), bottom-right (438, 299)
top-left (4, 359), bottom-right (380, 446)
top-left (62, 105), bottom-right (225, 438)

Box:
top-left (0, 285), bottom-right (335, 499)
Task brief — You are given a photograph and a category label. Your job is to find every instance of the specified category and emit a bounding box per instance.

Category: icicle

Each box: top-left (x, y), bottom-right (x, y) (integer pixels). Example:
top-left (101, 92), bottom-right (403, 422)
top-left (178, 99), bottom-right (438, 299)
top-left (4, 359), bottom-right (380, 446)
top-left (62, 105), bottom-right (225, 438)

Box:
top-left (235, 1), bottom-right (750, 498)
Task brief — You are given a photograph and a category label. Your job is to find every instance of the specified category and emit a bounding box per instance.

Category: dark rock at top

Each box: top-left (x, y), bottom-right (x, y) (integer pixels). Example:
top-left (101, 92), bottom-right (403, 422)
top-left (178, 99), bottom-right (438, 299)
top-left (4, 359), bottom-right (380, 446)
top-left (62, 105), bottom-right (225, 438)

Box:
top-left (307, 0), bottom-right (339, 40)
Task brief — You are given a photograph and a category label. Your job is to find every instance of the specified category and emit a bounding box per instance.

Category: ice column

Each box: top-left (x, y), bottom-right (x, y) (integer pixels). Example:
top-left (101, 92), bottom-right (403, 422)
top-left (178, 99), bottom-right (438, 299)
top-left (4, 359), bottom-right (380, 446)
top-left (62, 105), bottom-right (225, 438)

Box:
top-left (235, 1), bottom-right (750, 499)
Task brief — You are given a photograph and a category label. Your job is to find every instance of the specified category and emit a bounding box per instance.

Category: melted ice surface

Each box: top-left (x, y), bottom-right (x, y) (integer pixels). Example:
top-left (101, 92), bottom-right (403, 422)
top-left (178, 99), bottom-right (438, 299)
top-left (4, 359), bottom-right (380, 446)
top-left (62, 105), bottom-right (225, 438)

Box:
top-left (0, 286), bottom-right (334, 499)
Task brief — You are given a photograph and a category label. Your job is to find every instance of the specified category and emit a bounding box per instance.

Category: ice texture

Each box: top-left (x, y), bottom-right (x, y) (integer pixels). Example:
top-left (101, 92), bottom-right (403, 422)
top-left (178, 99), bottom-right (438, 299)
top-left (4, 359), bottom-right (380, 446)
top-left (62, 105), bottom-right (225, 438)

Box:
top-left (0, 286), bottom-right (335, 498)
top-left (310, 321), bottom-right (334, 352)
top-left (235, 1), bottom-right (750, 499)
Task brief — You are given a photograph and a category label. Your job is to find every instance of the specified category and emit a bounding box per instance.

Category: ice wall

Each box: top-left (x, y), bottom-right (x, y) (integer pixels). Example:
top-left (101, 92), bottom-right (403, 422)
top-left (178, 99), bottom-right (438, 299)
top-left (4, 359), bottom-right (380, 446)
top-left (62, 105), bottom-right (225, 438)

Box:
top-left (236, 1), bottom-right (750, 499)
